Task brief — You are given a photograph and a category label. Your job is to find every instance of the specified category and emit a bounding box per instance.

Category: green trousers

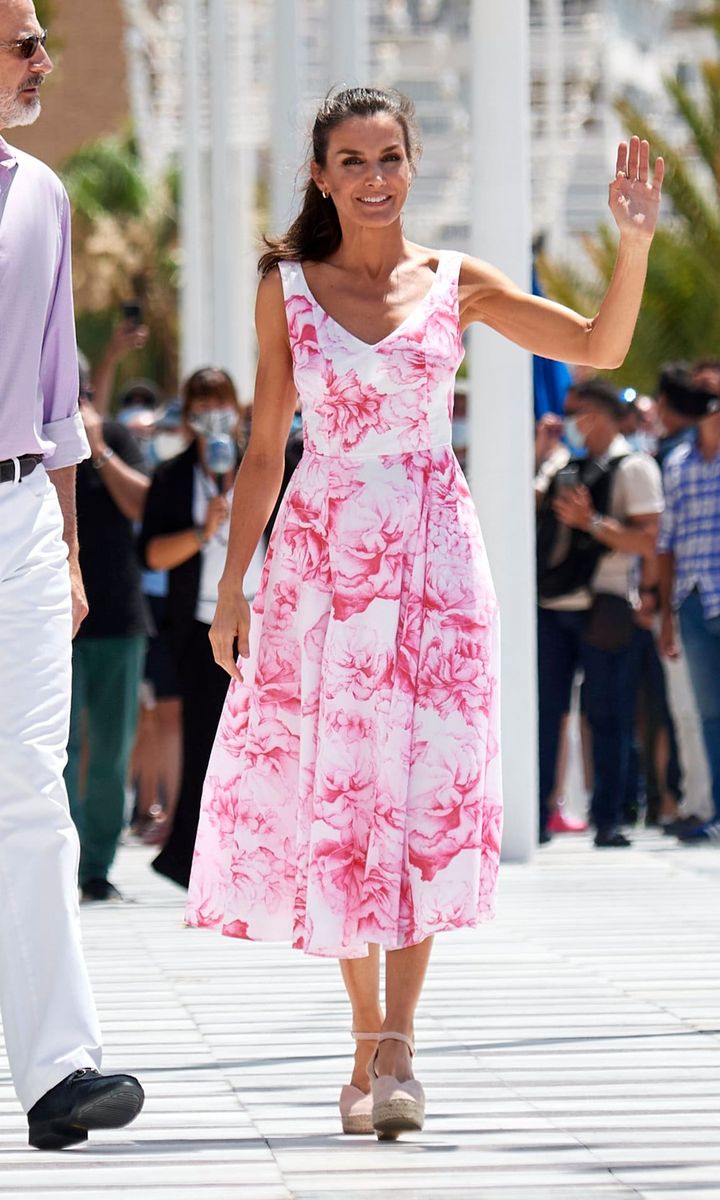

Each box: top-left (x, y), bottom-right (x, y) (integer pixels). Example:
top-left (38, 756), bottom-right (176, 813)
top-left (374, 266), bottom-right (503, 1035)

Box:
top-left (65, 636), bottom-right (146, 886)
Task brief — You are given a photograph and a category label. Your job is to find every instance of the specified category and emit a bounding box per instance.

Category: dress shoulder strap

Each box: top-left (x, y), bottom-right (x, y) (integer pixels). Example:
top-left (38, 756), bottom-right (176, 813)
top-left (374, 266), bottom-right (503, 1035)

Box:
top-left (435, 249), bottom-right (464, 288)
top-left (276, 259), bottom-right (306, 302)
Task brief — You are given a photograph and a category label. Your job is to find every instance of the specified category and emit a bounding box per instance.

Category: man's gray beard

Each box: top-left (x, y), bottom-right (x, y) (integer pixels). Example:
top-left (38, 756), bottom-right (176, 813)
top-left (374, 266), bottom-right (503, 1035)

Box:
top-left (0, 93), bottom-right (42, 128)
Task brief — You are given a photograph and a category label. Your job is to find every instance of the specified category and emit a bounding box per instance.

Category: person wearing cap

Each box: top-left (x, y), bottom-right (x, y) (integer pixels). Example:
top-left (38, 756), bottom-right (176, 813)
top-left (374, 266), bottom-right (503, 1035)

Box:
top-left (64, 359), bottom-right (153, 901)
top-left (658, 361), bottom-right (720, 843)
top-left (0, 0), bottom-right (143, 1147)
top-left (536, 378), bottom-right (664, 846)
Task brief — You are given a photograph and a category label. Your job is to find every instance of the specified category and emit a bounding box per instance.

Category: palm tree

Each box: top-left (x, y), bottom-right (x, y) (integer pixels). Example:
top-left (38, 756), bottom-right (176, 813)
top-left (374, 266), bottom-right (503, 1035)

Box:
top-left (539, 3), bottom-right (720, 393)
top-left (60, 132), bottom-right (180, 395)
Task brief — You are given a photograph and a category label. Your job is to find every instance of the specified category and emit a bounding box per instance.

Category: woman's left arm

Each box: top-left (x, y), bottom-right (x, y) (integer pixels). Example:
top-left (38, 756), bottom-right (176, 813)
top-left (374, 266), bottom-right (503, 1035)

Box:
top-left (460, 137), bottom-right (664, 370)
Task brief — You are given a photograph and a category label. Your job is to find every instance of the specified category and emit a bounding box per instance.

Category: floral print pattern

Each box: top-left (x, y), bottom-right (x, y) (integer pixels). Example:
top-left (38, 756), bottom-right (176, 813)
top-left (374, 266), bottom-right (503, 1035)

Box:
top-left (186, 251), bottom-right (503, 958)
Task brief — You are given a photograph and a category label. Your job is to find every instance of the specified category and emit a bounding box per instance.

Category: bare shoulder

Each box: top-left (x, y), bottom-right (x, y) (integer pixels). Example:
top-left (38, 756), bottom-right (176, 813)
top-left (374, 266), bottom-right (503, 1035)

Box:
top-left (256, 266), bottom-right (287, 324)
top-left (256, 265), bottom-right (284, 304)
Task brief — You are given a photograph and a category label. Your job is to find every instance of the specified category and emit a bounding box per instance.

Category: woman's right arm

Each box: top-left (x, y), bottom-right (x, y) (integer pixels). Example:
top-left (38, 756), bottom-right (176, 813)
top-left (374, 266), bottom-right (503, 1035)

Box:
top-left (210, 269), bottom-right (298, 679)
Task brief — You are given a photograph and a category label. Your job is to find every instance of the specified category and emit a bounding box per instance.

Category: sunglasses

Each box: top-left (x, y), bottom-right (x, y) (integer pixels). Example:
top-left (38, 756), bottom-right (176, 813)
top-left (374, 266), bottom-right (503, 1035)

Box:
top-left (0, 29), bottom-right (48, 60)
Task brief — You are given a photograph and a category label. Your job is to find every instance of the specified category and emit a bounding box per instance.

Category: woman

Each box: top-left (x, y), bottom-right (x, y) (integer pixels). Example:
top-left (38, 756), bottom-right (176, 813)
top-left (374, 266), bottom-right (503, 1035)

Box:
top-left (185, 88), bottom-right (663, 1138)
top-left (138, 368), bottom-right (264, 888)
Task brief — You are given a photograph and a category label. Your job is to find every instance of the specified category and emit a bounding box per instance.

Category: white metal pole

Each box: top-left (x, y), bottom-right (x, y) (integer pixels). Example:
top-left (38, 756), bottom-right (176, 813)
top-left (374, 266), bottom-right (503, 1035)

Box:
top-left (180, 0), bottom-right (209, 378)
top-left (542, 0), bottom-right (566, 256)
top-left (209, 0), bottom-right (232, 369)
top-left (329, 0), bottom-right (370, 88)
top-left (271, 0), bottom-right (305, 235)
top-left (468, 0), bottom-right (536, 862)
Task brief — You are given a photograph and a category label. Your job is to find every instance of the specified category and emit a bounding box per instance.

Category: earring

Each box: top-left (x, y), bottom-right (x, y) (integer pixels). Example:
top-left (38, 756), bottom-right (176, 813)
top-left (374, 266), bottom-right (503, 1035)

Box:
top-left (321, 190), bottom-right (328, 199)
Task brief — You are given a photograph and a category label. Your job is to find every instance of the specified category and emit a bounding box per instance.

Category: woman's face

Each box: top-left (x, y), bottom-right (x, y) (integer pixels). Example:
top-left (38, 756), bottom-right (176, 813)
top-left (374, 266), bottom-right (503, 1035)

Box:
top-left (311, 115), bottom-right (412, 234)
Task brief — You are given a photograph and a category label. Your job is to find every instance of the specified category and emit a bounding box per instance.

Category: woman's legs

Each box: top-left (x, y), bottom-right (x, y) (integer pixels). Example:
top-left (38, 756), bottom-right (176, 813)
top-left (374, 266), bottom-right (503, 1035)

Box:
top-left (338, 936), bottom-right (434, 1087)
top-left (378, 936), bottom-right (434, 1082)
top-left (339, 946), bottom-right (383, 1091)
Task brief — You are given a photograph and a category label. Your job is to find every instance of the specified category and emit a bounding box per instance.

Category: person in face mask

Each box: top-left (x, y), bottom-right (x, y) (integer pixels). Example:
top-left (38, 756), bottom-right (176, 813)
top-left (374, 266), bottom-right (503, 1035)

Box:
top-left (137, 368), bottom-right (263, 888)
top-left (655, 364), bottom-right (699, 470)
top-left (536, 379), bottom-right (665, 847)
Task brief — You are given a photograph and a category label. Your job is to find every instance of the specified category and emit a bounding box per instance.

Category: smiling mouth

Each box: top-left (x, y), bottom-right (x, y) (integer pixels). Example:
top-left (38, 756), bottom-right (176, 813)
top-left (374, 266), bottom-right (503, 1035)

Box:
top-left (358, 195), bottom-right (391, 205)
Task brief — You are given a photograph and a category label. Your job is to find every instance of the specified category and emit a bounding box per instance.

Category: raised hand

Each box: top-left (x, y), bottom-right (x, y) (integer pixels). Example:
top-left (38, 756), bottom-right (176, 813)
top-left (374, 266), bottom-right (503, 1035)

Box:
top-left (609, 136), bottom-right (664, 242)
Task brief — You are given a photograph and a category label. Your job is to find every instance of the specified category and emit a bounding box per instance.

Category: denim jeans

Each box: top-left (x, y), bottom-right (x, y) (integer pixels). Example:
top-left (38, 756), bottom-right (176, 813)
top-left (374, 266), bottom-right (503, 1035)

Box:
top-left (678, 590), bottom-right (720, 821)
top-left (538, 606), bottom-right (635, 835)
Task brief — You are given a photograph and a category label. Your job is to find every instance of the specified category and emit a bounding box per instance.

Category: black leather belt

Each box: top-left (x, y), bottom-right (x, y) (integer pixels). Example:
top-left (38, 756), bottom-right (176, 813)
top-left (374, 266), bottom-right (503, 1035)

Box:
top-left (0, 454), bottom-right (44, 484)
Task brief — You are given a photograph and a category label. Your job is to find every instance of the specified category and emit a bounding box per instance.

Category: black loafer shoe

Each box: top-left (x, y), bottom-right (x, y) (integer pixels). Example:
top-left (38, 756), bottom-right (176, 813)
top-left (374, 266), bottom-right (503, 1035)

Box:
top-left (81, 878), bottom-right (125, 903)
top-left (594, 828), bottom-right (632, 848)
top-left (28, 1068), bottom-right (144, 1150)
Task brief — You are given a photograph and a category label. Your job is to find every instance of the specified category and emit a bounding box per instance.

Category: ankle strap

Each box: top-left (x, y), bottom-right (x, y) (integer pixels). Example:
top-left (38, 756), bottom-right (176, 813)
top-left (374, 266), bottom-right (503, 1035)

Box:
top-left (351, 1030), bottom-right (381, 1042)
top-left (377, 1031), bottom-right (415, 1055)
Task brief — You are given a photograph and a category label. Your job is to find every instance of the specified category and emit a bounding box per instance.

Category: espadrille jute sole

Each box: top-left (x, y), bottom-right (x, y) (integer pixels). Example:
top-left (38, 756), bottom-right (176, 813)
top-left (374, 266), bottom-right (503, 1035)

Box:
top-left (372, 1098), bottom-right (425, 1140)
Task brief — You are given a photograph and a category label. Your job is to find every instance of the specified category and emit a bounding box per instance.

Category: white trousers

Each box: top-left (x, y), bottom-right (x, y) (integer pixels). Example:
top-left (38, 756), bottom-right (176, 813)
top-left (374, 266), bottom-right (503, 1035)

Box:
top-left (0, 466), bottom-right (101, 1111)
top-left (664, 652), bottom-right (713, 820)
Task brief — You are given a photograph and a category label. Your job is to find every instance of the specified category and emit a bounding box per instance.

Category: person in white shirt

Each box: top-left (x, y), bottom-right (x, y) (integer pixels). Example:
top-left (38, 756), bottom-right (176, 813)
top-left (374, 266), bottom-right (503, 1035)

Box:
top-left (536, 379), bottom-right (664, 846)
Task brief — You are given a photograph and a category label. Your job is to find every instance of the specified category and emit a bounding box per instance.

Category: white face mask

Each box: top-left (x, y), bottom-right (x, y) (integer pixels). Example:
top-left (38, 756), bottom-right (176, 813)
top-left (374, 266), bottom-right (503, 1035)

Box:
top-left (564, 416), bottom-right (586, 453)
top-left (188, 407), bottom-right (238, 439)
top-left (153, 431), bottom-right (188, 462)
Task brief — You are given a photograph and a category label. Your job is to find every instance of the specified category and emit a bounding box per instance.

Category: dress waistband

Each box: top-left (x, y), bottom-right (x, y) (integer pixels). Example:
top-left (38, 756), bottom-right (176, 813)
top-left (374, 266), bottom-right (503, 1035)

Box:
top-left (302, 441), bottom-right (454, 462)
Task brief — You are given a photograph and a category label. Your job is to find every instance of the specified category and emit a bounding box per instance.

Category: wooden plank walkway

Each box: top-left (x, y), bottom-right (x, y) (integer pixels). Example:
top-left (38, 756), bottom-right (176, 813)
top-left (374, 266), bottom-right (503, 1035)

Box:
top-left (1, 829), bottom-right (719, 1199)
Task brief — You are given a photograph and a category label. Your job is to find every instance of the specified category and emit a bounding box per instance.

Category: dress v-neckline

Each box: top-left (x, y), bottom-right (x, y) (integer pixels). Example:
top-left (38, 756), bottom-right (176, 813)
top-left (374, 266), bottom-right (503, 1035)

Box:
top-left (298, 252), bottom-right (447, 350)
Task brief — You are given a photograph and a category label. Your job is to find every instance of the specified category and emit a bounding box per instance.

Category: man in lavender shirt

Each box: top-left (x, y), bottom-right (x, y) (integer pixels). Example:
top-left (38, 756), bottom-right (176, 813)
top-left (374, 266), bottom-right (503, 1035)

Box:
top-left (0, 2), bottom-right (144, 1149)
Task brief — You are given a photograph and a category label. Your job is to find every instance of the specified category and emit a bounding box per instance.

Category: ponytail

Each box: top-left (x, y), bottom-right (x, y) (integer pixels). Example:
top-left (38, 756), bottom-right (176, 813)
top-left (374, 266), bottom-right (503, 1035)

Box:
top-left (258, 178), bottom-right (342, 276)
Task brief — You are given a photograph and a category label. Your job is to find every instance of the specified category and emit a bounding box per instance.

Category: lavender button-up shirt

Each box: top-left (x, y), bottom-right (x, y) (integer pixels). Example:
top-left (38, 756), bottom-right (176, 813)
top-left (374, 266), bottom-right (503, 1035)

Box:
top-left (0, 133), bottom-right (89, 470)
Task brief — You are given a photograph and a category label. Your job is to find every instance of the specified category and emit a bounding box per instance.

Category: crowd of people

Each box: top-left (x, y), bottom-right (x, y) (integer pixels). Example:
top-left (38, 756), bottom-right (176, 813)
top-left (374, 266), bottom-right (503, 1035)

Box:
top-left (67, 322), bottom-right (720, 906)
top-left (535, 359), bottom-right (720, 848)
top-left (67, 324), bottom-right (304, 900)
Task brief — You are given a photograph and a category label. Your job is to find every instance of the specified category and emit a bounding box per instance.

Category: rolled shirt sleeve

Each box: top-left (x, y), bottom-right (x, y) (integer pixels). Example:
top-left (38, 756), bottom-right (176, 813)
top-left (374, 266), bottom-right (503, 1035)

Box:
top-left (656, 484), bottom-right (676, 555)
top-left (39, 191), bottom-right (90, 470)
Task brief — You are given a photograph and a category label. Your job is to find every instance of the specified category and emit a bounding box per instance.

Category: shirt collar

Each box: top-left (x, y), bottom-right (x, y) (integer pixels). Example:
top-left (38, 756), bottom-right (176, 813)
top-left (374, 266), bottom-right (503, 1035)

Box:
top-left (595, 433), bottom-right (630, 467)
top-left (0, 134), bottom-right (18, 170)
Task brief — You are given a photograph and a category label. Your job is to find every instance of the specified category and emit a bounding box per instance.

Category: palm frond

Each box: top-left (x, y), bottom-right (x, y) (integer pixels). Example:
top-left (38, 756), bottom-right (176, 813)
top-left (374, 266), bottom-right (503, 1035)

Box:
top-left (664, 74), bottom-right (719, 187)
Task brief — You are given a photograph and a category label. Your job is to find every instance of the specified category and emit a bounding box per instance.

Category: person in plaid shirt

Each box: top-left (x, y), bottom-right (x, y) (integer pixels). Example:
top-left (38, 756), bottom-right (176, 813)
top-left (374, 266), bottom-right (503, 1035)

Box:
top-left (658, 360), bottom-right (720, 842)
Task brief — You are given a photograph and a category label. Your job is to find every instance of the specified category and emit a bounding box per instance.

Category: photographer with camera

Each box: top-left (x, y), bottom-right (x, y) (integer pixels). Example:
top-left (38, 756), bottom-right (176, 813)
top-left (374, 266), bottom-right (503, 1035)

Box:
top-left (536, 379), bottom-right (663, 847)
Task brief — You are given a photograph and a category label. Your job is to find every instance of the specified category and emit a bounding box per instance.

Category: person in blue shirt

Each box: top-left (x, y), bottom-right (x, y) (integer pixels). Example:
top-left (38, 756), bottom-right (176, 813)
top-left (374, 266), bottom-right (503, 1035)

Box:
top-left (658, 360), bottom-right (720, 843)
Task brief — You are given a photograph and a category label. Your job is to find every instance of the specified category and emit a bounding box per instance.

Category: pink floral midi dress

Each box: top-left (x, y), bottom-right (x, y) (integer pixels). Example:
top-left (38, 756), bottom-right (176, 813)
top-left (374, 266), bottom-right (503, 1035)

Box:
top-left (185, 250), bottom-right (503, 958)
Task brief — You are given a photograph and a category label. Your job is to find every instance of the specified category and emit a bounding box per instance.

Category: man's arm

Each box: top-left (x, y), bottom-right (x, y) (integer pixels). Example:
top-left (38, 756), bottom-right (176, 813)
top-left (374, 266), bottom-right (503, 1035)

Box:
top-left (657, 551), bottom-right (680, 659)
top-left (48, 466), bottom-right (88, 637)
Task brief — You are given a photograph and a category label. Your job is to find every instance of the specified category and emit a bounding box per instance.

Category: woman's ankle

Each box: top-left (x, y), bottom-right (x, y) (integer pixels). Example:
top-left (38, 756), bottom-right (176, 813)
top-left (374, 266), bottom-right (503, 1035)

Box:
top-left (352, 1012), bottom-right (384, 1036)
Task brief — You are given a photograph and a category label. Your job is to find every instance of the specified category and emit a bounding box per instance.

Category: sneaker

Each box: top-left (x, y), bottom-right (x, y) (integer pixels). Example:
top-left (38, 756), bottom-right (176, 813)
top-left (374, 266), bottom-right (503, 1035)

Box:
top-left (676, 820), bottom-right (720, 844)
top-left (547, 808), bottom-right (589, 834)
top-left (81, 878), bottom-right (125, 903)
top-left (664, 814), bottom-right (707, 838)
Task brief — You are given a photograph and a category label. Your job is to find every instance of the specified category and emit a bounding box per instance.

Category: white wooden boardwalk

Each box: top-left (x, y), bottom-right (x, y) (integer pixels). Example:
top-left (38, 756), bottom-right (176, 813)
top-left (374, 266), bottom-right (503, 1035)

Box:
top-left (1, 830), bottom-right (719, 1199)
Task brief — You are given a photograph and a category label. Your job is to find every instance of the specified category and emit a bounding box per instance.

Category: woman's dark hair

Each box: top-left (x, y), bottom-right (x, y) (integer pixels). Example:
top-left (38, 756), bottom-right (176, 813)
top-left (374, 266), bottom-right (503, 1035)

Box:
top-left (258, 87), bottom-right (421, 276)
top-left (181, 367), bottom-right (239, 420)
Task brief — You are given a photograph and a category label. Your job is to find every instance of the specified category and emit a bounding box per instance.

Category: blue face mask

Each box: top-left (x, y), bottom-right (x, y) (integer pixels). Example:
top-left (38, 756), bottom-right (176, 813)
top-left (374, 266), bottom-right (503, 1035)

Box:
top-left (564, 416), bottom-right (586, 453)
